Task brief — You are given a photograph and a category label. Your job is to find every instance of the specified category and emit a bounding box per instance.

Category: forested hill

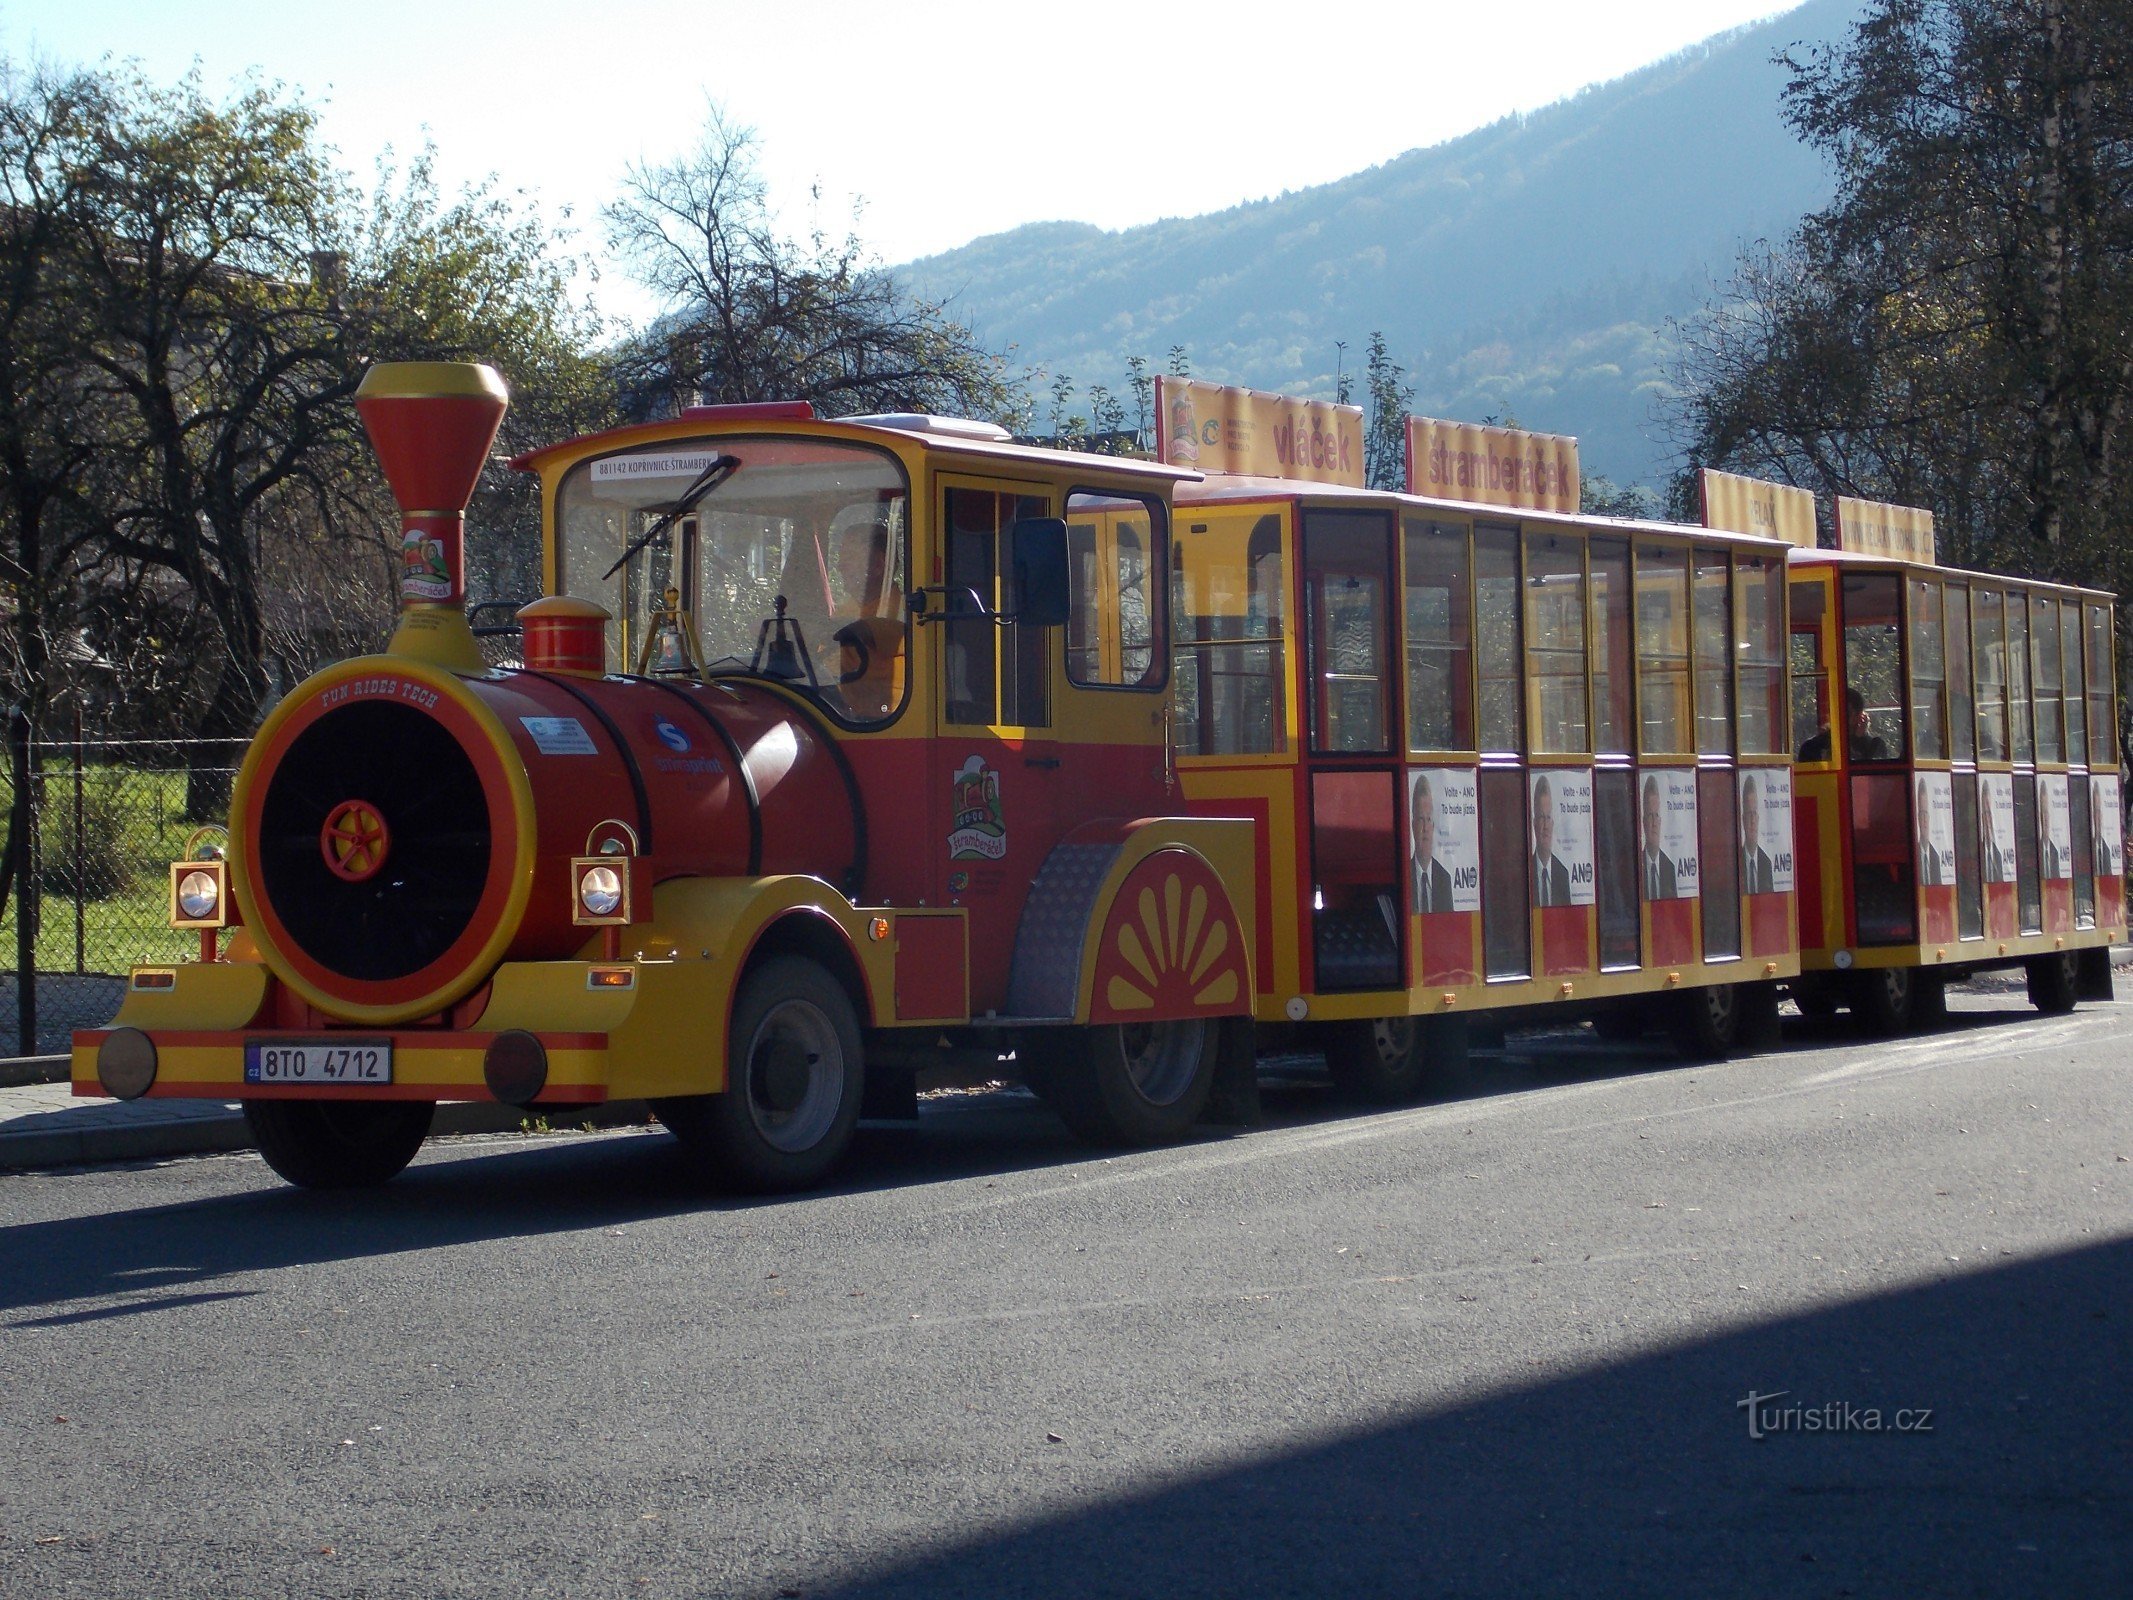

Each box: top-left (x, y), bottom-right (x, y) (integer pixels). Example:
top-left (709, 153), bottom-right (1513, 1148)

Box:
top-left (901, 0), bottom-right (1863, 487)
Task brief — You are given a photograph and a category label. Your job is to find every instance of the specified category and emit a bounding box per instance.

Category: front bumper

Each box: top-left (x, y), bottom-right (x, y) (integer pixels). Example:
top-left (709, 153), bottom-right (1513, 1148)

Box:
top-left (71, 957), bottom-right (727, 1105)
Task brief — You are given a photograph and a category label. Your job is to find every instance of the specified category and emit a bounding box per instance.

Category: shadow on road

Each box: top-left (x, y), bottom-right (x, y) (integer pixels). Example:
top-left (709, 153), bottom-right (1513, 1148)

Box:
top-left (820, 1236), bottom-right (2132, 1599)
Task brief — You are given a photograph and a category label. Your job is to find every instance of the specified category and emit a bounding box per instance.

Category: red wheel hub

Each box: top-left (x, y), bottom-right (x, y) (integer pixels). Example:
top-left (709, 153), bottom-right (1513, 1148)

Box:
top-left (321, 799), bottom-right (391, 883)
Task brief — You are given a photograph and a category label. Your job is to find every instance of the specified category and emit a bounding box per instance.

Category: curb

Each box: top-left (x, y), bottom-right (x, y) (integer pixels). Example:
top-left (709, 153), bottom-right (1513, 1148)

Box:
top-left (0, 1097), bottom-right (652, 1173)
top-left (0, 1055), bottom-right (69, 1089)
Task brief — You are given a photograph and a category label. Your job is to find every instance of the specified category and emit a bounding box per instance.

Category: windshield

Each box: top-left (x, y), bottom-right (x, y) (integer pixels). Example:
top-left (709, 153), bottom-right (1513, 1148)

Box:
top-left (555, 436), bottom-right (910, 724)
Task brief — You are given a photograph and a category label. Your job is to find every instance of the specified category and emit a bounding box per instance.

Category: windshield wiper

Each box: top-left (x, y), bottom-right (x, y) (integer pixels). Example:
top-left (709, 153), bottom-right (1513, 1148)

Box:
top-left (601, 454), bottom-right (740, 580)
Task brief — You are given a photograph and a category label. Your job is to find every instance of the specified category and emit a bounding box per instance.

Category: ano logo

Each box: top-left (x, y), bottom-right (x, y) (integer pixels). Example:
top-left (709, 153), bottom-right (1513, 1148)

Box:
top-left (653, 719), bottom-right (691, 753)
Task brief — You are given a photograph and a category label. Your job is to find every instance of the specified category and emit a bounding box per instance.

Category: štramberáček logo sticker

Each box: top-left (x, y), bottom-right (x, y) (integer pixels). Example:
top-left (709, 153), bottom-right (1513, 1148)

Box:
top-left (948, 756), bottom-right (1006, 861)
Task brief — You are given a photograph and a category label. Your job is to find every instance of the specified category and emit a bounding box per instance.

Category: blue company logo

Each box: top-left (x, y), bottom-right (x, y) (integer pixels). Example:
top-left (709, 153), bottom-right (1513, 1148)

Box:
top-left (653, 720), bottom-right (691, 753)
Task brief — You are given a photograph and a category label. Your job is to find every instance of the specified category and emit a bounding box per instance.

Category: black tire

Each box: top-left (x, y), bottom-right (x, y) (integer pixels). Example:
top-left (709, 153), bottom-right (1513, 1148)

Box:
top-left (243, 1099), bottom-right (434, 1189)
top-left (1666, 982), bottom-right (1740, 1060)
top-left (1848, 966), bottom-right (1914, 1036)
top-left (652, 955), bottom-right (864, 1193)
top-left (2026, 951), bottom-right (2079, 1014)
top-left (1032, 1018), bottom-right (1218, 1147)
top-left (1324, 1017), bottom-right (1430, 1104)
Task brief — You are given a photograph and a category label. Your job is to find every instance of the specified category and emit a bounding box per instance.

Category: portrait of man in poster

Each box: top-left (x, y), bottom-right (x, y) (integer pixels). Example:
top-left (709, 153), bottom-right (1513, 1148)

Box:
top-left (1531, 773), bottom-right (1572, 908)
top-left (1640, 773), bottom-right (1678, 901)
top-left (1740, 773), bottom-right (1776, 896)
top-left (1410, 770), bottom-right (1455, 914)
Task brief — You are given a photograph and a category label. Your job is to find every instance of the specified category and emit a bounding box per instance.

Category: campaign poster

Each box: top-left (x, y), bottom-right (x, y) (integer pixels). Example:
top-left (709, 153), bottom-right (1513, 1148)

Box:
top-left (1981, 772), bottom-right (2018, 884)
top-left (1637, 769), bottom-right (1699, 900)
top-left (2040, 773), bottom-right (2074, 881)
top-left (2092, 773), bottom-right (2123, 878)
top-left (1530, 769), bottom-right (1595, 908)
top-left (1738, 769), bottom-right (1794, 895)
top-left (1409, 768), bottom-right (1480, 915)
top-left (1912, 771), bottom-right (1956, 889)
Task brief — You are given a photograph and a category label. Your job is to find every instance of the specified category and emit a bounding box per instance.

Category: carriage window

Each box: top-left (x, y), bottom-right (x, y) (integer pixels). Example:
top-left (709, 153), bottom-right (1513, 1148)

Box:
top-left (1590, 538), bottom-right (1633, 756)
top-left (1066, 491), bottom-right (1164, 690)
top-left (1843, 572), bottom-right (1905, 761)
top-left (1974, 588), bottom-right (2008, 760)
top-left (1404, 518), bottom-right (1473, 752)
top-left (1304, 510), bottom-right (1392, 754)
top-left (2032, 597), bottom-right (2064, 763)
top-left (1174, 511), bottom-right (1287, 755)
top-left (1946, 584), bottom-right (1975, 761)
top-left (1698, 769), bottom-right (1742, 960)
top-left (2007, 596), bottom-right (2035, 763)
top-left (2072, 775), bottom-right (2097, 928)
top-left (1594, 767), bottom-right (1639, 969)
top-left (1636, 543), bottom-right (1691, 754)
top-left (2062, 602), bottom-right (2088, 763)
top-left (947, 488), bottom-right (1053, 727)
top-left (2015, 773), bottom-right (2043, 932)
top-left (1908, 578), bottom-right (1946, 760)
top-left (2086, 604), bottom-right (2115, 765)
top-left (1789, 579), bottom-right (1829, 758)
top-left (1475, 526), bottom-right (1523, 753)
top-left (1736, 553), bottom-right (1785, 756)
top-left (1693, 548), bottom-right (1734, 756)
top-left (1479, 766), bottom-right (1531, 979)
top-left (1953, 772), bottom-right (1984, 939)
top-left (1525, 530), bottom-right (1589, 754)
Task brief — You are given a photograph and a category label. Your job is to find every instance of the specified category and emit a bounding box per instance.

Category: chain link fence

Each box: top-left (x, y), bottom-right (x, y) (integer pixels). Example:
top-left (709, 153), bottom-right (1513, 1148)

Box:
top-left (2, 727), bottom-right (247, 1055)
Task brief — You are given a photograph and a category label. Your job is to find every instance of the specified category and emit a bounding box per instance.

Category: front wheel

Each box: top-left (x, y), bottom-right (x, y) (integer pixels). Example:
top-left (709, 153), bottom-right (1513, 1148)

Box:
top-left (2026, 952), bottom-right (2079, 1014)
top-left (1032, 1018), bottom-right (1218, 1147)
top-left (652, 955), bottom-right (864, 1193)
top-left (243, 1099), bottom-right (434, 1189)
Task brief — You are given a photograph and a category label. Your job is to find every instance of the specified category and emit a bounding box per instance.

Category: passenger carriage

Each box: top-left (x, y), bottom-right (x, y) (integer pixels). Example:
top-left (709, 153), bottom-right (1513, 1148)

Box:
top-left (1765, 479), bottom-right (2126, 1027)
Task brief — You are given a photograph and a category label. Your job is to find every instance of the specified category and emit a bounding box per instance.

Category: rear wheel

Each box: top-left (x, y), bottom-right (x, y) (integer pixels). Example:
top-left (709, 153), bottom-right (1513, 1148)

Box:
top-left (1848, 966), bottom-right (1914, 1036)
top-left (2026, 951), bottom-right (2079, 1014)
top-left (1667, 983), bottom-right (1740, 1060)
top-left (1035, 1018), bottom-right (1218, 1147)
top-left (652, 955), bottom-right (864, 1193)
top-left (1324, 1017), bottom-right (1428, 1104)
top-left (244, 1099), bottom-right (434, 1189)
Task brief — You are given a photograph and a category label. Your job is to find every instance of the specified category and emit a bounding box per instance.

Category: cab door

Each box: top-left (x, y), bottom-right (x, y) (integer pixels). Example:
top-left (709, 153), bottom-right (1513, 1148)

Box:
top-left (932, 476), bottom-right (1056, 1010)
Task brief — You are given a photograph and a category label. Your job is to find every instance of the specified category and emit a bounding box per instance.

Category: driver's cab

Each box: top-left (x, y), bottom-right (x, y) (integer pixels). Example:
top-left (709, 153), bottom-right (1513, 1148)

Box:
top-left (542, 422), bottom-right (915, 728)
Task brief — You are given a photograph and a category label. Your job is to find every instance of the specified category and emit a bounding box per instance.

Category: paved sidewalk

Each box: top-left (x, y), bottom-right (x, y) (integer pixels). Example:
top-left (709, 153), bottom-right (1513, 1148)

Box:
top-left (0, 1074), bottom-right (651, 1172)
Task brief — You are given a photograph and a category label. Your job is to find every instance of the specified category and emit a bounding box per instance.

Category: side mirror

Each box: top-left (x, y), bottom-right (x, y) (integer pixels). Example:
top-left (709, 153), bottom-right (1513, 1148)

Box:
top-left (1009, 517), bottom-right (1071, 629)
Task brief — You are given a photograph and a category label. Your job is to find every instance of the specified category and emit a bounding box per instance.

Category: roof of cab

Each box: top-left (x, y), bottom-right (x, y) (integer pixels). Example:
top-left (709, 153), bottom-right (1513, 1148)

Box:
top-left (510, 408), bottom-right (1201, 485)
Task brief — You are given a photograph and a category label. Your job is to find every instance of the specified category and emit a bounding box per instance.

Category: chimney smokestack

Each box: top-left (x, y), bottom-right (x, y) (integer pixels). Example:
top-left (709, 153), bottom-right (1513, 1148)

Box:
top-left (355, 361), bottom-right (509, 672)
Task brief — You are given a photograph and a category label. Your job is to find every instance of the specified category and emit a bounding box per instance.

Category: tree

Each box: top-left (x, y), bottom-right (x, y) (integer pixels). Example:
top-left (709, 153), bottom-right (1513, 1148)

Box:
top-left (0, 60), bottom-right (604, 817)
top-left (604, 105), bottom-right (1011, 423)
top-left (1673, 0), bottom-right (2133, 597)
top-left (1361, 332), bottom-right (1413, 492)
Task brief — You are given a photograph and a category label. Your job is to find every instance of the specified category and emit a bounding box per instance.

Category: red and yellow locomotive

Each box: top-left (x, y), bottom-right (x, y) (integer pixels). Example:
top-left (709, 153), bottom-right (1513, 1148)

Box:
top-left (75, 363), bottom-right (1255, 1189)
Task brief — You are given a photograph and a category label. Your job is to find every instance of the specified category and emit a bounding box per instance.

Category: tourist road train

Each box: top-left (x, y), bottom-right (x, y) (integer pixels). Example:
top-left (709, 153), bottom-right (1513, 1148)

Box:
top-left (70, 365), bottom-right (2125, 1188)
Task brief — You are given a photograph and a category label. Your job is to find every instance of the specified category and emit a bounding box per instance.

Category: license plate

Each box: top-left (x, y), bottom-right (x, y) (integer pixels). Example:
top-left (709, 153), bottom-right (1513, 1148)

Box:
top-left (244, 1039), bottom-right (393, 1086)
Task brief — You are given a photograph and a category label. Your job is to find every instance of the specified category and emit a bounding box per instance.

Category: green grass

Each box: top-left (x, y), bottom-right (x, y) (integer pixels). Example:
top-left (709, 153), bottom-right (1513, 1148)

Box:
top-left (1, 764), bottom-right (230, 977)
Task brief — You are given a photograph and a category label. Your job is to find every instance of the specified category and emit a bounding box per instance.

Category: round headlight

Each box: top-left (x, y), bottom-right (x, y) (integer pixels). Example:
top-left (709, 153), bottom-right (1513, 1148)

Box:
top-left (578, 864), bottom-right (624, 919)
top-left (177, 868), bottom-right (221, 921)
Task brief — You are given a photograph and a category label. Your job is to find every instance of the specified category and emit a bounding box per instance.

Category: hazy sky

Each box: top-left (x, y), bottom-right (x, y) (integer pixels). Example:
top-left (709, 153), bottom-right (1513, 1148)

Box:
top-left (2, 1), bottom-right (1800, 324)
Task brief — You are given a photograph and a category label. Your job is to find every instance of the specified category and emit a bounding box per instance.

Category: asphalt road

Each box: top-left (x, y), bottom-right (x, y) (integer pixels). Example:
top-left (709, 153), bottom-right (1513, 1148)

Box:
top-left (2, 989), bottom-right (2127, 1600)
